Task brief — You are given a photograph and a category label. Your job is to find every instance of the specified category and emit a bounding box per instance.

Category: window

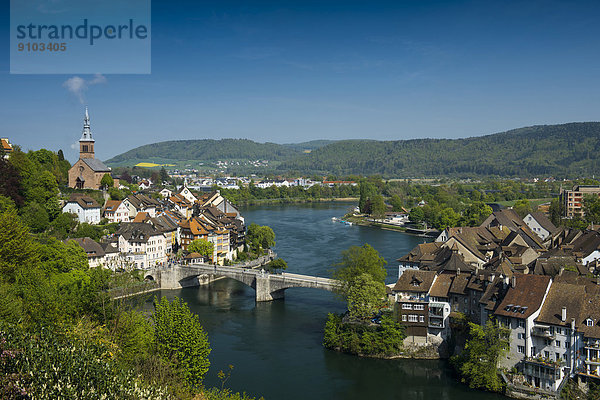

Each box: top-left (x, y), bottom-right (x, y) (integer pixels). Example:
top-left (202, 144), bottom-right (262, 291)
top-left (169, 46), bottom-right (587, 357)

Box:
top-left (566, 342), bottom-right (570, 349)
top-left (586, 319), bottom-right (594, 326)
top-left (557, 328), bottom-right (562, 335)
top-left (519, 320), bottom-right (525, 329)
top-left (556, 340), bottom-right (561, 348)
top-left (408, 315), bottom-right (418, 322)
top-left (414, 304), bottom-right (425, 311)
top-left (402, 304), bottom-right (413, 310)
top-left (402, 315), bottom-right (407, 322)
top-left (517, 346), bottom-right (525, 354)
top-left (563, 354), bottom-right (567, 361)
top-left (419, 316), bottom-right (425, 323)
top-left (518, 333), bottom-right (524, 340)
top-left (556, 353), bottom-right (560, 361)
top-left (544, 351), bottom-right (550, 358)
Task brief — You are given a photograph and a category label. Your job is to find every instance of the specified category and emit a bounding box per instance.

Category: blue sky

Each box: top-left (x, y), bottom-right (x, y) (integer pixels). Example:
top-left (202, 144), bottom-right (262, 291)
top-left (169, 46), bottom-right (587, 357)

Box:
top-left (1, 0), bottom-right (600, 163)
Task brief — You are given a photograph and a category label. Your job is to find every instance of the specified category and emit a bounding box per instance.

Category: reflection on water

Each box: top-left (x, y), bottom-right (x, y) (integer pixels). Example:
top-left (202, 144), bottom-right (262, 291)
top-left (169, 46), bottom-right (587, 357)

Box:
top-left (141, 203), bottom-right (505, 400)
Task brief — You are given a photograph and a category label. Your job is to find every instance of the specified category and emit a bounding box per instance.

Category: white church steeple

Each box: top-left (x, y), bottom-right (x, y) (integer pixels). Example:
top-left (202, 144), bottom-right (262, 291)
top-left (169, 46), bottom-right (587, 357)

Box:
top-left (79, 106), bottom-right (95, 159)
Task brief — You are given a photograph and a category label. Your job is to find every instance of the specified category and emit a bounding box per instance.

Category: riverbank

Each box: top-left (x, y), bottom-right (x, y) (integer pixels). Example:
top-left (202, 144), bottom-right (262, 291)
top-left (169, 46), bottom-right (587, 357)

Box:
top-left (343, 214), bottom-right (440, 237)
top-left (236, 196), bottom-right (358, 206)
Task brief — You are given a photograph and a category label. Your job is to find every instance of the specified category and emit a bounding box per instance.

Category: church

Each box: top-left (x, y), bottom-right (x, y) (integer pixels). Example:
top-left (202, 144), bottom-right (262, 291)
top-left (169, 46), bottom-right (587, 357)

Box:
top-left (68, 108), bottom-right (114, 190)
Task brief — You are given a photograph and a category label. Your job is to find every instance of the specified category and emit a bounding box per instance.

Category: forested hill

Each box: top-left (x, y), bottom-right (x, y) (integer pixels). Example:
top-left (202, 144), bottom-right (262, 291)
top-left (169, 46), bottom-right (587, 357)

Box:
top-left (107, 123), bottom-right (600, 177)
top-left (106, 139), bottom-right (300, 164)
top-left (278, 122), bottom-right (600, 177)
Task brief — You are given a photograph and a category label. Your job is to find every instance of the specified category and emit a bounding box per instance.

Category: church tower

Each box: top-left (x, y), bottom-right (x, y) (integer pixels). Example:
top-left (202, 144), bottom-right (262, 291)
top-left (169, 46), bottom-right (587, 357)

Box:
top-left (79, 107), bottom-right (95, 159)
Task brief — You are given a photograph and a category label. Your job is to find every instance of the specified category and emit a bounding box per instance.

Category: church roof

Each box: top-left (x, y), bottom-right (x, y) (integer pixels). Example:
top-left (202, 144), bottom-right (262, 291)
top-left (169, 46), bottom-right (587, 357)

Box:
top-left (82, 158), bottom-right (111, 172)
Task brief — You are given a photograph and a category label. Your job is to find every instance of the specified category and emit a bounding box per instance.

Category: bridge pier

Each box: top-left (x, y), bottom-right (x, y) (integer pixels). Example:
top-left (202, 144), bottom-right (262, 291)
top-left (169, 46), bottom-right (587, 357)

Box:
top-left (255, 275), bottom-right (285, 302)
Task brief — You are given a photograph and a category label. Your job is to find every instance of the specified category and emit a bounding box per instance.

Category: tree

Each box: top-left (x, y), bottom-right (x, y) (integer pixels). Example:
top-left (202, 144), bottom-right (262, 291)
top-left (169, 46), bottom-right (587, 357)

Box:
top-left (346, 273), bottom-right (386, 321)
top-left (188, 239), bottom-right (215, 259)
top-left (266, 258), bottom-right (287, 272)
top-left (462, 202), bottom-right (493, 226)
top-left (21, 201), bottom-right (50, 233)
top-left (408, 207), bottom-right (424, 223)
top-left (0, 209), bottom-right (38, 283)
top-left (451, 319), bottom-right (510, 393)
top-left (549, 198), bottom-right (564, 226)
top-left (246, 223), bottom-right (275, 253)
top-left (584, 194), bottom-right (600, 225)
top-left (512, 199), bottom-right (532, 218)
top-left (390, 195), bottom-right (404, 212)
top-left (159, 167), bottom-right (169, 184)
top-left (370, 194), bottom-right (387, 221)
top-left (100, 173), bottom-right (114, 189)
top-left (438, 207), bottom-right (460, 229)
top-left (358, 180), bottom-right (376, 213)
top-left (332, 244), bottom-right (387, 296)
top-left (152, 296), bottom-right (211, 389)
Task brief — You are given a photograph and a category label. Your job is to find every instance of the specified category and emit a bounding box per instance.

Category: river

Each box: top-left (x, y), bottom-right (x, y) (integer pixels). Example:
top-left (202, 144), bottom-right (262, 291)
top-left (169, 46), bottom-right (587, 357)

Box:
top-left (147, 202), bottom-right (505, 400)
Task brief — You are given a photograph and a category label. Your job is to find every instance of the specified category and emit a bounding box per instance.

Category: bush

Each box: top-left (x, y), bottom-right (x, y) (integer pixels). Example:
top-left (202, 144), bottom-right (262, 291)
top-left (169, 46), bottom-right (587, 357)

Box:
top-left (323, 313), bottom-right (405, 356)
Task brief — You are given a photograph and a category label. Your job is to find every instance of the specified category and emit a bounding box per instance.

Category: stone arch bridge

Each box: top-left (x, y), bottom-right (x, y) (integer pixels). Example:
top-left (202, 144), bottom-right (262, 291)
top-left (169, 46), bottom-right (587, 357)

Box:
top-left (146, 264), bottom-right (340, 302)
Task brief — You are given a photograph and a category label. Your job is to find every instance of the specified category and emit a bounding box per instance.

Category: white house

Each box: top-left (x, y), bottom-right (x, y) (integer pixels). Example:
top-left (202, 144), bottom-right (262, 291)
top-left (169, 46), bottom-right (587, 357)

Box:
top-left (116, 222), bottom-right (167, 269)
top-left (160, 188), bottom-right (172, 199)
top-left (103, 199), bottom-right (130, 223)
top-left (494, 274), bottom-right (552, 371)
top-left (62, 194), bottom-right (101, 224)
top-left (524, 212), bottom-right (558, 241)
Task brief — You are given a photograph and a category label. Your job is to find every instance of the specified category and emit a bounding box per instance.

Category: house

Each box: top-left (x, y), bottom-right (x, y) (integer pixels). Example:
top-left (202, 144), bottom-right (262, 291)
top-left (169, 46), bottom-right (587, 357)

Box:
top-left (493, 274), bottom-right (552, 370)
top-left (103, 200), bottom-right (130, 223)
top-left (576, 290), bottom-right (600, 382)
top-left (527, 281), bottom-right (585, 391)
top-left (1, 138), bottom-right (13, 159)
top-left (168, 193), bottom-right (194, 218)
top-left (390, 270), bottom-right (437, 343)
top-left (116, 223), bottom-right (168, 269)
top-left (160, 188), bottom-right (172, 199)
top-left (123, 193), bottom-right (161, 219)
top-left (139, 179), bottom-right (152, 190)
top-left (525, 212), bottom-right (558, 241)
top-left (62, 194), bottom-right (101, 224)
top-left (68, 108), bottom-right (115, 190)
top-left (183, 252), bottom-right (206, 265)
top-left (178, 217), bottom-right (231, 264)
top-left (177, 183), bottom-right (197, 203)
top-left (69, 237), bottom-right (105, 268)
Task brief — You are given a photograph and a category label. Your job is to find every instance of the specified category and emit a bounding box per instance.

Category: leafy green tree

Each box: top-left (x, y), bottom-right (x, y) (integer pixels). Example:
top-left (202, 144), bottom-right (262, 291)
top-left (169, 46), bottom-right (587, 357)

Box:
top-left (370, 194), bottom-right (387, 221)
top-left (409, 206), bottom-right (424, 223)
top-left (390, 194), bottom-right (404, 212)
top-left (0, 158), bottom-right (24, 207)
top-left (21, 201), bottom-right (50, 233)
top-left (584, 194), bottom-right (600, 225)
top-left (246, 223), bottom-right (275, 253)
top-left (49, 212), bottom-right (78, 239)
top-left (358, 180), bottom-right (376, 213)
top-left (438, 207), bottom-right (460, 229)
top-left (512, 199), bottom-right (533, 218)
top-left (549, 198), bottom-right (564, 226)
top-left (101, 173), bottom-right (114, 189)
top-left (113, 310), bottom-right (154, 367)
top-left (188, 239), bottom-right (215, 258)
top-left (451, 319), bottom-right (510, 393)
top-left (462, 202), bottom-right (493, 226)
top-left (346, 273), bottom-right (385, 321)
top-left (0, 209), bottom-right (38, 283)
top-left (160, 167), bottom-right (169, 184)
top-left (332, 244), bottom-right (387, 297)
top-left (152, 296), bottom-right (211, 389)
top-left (266, 258), bottom-right (287, 272)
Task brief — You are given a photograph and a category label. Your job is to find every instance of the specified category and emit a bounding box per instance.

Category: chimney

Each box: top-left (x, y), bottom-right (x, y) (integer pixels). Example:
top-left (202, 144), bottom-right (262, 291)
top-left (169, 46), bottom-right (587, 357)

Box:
top-left (456, 268), bottom-right (460, 276)
top-left (489, 273), bottom-right (496, 283)
top-left (511, 276), bottom-right (516, 288)
top-left (562, 307), bottom-right (567, 322)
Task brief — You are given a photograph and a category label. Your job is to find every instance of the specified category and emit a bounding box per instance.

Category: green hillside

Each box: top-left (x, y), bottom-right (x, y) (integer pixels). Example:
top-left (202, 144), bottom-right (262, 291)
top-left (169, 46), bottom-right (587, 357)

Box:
top-left (107, 123), bottom-right (600, 178)
top-left (278, 122), bottom-right (600, 177)
top-left (106, 138), bottom-right (299, 165)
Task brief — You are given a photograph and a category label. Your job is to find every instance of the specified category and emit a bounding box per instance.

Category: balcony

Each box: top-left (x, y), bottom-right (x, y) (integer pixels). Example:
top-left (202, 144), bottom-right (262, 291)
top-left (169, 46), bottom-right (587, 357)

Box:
top-left (585, 358), bottom-right (600, 365)
top-left (532, 325), bottom-right (555, 339)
